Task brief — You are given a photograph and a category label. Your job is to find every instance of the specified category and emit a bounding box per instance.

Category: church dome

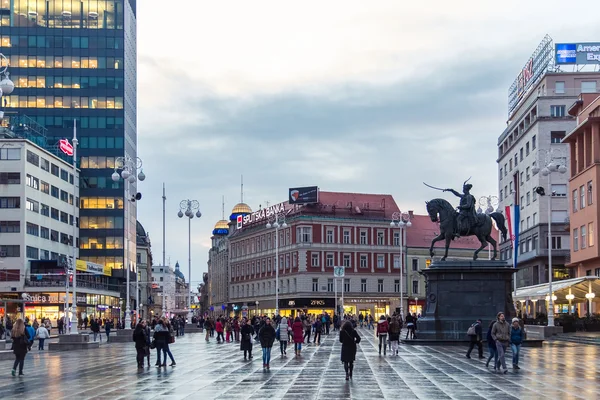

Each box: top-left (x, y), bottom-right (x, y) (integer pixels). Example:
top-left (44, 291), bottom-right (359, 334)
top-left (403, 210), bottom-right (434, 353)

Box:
top-left (174, 261), bottom-right (185, 280)
top-left (212, 220), bottom-right (230, 236)
top-left (229, 202), bottom-right (252, 221)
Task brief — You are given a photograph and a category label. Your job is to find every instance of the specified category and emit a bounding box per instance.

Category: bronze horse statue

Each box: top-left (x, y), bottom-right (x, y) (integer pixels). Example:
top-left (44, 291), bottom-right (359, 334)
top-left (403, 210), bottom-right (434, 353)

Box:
top-left (426, 198), bottom-right (508, 261)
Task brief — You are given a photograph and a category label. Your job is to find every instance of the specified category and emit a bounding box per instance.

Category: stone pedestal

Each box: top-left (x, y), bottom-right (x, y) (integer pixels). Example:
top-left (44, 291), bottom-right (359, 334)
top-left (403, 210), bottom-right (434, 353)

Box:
top-left (109, 329), bottom-right (133, 343)
top-left (416, 260), bottom-right (516, 341)
top-left (48, 334), bottom-right (100, 351)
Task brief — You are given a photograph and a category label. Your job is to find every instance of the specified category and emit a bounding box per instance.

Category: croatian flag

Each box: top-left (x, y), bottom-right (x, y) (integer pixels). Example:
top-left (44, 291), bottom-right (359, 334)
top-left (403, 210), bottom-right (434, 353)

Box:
top-left (505, 205), bottom-right (520, 269)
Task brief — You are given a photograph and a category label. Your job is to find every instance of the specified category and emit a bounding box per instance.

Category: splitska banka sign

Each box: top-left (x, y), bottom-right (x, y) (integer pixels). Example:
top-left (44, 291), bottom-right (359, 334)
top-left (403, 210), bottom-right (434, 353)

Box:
top-left (241, 202), bottom-right (291, 226)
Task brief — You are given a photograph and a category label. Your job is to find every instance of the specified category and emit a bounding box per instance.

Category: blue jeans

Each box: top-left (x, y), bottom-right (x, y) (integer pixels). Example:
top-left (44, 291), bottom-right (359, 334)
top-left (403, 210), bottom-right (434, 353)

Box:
top-left (486, 344), bottom-right (497, 367)
top-left (262, 347), bottom-right (272, 365)
top-left (162, 342), bottom-right (175, 364)
top-left (38, 338), bottom-right (45, 350)
top-left (294, 342), bottom-right (302, 351)
top-left (511, 343), bottom-right (521, 365)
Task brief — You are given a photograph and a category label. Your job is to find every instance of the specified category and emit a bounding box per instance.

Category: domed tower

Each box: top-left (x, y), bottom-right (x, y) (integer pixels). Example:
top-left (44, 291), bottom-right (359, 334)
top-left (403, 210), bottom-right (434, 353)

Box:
top-left (212, 219), bottom-right (230, 236)
top-left (174, 261), bottom-right (185, 281)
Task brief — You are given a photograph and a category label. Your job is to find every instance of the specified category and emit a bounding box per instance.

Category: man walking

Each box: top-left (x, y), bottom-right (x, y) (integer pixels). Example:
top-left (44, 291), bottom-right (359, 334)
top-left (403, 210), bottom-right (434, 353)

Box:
top-left (491, 312), bottom-right (511, 374)
top-left (466, 318), bottom-right (483, 359)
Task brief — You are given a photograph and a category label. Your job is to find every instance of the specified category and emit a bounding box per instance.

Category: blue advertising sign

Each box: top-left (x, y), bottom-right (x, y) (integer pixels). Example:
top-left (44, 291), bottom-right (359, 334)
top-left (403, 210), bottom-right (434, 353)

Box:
top-left (556, 42), bottom-right (600, 65)
top-left (555, 43), bottom-right (577, 64)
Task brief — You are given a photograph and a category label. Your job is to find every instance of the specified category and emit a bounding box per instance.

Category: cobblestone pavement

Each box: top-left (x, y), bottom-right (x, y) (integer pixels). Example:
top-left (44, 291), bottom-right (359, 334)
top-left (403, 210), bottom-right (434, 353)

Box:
top-left (0, 327), bottom-right (598, 400)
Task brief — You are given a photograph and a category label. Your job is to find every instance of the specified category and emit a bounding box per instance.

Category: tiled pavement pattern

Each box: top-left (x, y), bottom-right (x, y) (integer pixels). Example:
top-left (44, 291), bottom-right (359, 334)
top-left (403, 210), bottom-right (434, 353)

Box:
top-left (0, 327), bottom-right (598, 400)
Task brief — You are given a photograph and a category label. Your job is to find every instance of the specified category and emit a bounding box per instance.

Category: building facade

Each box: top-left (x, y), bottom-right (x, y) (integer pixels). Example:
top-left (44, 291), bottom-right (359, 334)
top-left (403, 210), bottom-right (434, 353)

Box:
top-left (563, 92), bottom-right (600, 314)
top-left (498, 72), bottom-right (600, 289)
top-left (151, 264), bottom-right (175, 314)
top-left (0, 0), bottom-right (138, 311)
top-left (0, 138), bottom-right (121, 324)
top-left (228, 191), bottom-right (409, 318)
top-left (135, 220), bottom-right (153, 320)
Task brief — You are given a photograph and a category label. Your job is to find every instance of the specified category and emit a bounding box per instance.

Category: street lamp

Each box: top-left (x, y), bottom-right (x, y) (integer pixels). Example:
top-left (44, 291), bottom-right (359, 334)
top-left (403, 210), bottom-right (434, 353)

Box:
top-left (68, 121), bottom-right (79, 335)
top-left (111, 155), bottom-right (145, 329)
top-left (477, 195), bottom-right (499, 261)
top-left (266, 211), bottom-right (287, 316)
top-left (390, 211), bottom-right (411, 318)
top-left (532, 149), bottom-right (567, 327)
top-left (0, 52), bottom-right (15, 119)
top-left (178, 199), bottom-right (201, 324)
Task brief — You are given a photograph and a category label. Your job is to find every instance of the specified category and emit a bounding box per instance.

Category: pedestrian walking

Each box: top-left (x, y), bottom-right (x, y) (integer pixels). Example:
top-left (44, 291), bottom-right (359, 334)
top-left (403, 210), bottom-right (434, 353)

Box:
top-left (104, 319), bottom-right (112, 342)
top-left (133, 322), bottom-right (147, 369)
top-left (277, 317), bottom-right (291, 356)
top-left (313, 317), bottom-right (323, 345)
top-left (216, 318), bottom-right (225, 343)
top-left (510, 317), bottom-right (524, 370)
top-left (491, 312), bottom-right (510, 374)
top-left (376, 315), bottom-right (388, 356)
top-left (485, 320), bottom-right (498, 370)
top-left (466, 319), bottom-right (483, 359)
top-left (258, 317), bottom-right (276, 369)
top-left (292, 317), bottom-right (304, 356)
top-left (302, 316), bottom-right (311, 344)
top-left (36, 324), bottom-right (50, 350)
top-left (388, 316), bottom-right (401, 355)
top-left (340, 320), bottom-right (361, 381)
top-left (10, 319), bottom-right (30, 376)
top-left (204, 317), bottom-right (212, 342)
top-left (240, 318), bottom-right (254, 360)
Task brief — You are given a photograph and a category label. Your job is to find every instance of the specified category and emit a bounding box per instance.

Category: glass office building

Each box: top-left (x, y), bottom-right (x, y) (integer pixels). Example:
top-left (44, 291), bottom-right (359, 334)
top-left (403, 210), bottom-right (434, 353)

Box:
top-left (0, 0), bottom-right (137, 301)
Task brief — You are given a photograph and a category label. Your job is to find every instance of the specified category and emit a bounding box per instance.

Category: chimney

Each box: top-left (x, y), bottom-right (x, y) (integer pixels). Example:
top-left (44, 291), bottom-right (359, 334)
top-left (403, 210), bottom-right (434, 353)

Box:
top-left (408, 210), bottom-right (414, 219)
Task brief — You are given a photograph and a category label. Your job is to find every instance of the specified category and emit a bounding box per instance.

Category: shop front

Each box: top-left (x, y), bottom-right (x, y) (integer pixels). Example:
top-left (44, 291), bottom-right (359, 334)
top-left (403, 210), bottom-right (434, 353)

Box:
top-left (278, 298), bottom-right (336, 318)
top-left (343, 298), bottom-right (392, 319)
top-left (408, 298), bottom-right (425, 317)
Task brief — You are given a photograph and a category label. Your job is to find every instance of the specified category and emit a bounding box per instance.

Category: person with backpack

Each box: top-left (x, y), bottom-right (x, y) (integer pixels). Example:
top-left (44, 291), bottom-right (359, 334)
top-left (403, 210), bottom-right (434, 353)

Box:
top-left (376, 315), bottom-right (389, 355)
top-left (510, 317), bottom-right (524, 370)
top-left (388, 316), bottom-right (401, 355)
top-left (466, 319), bottom-right (483, 359)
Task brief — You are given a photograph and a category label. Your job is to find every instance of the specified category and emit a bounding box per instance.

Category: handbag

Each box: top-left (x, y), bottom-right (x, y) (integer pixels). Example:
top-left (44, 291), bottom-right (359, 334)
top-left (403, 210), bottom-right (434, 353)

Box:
top-left (275, 328), bottom-right (280, 341)
top-left (169, 335), bottom-right (175, 344)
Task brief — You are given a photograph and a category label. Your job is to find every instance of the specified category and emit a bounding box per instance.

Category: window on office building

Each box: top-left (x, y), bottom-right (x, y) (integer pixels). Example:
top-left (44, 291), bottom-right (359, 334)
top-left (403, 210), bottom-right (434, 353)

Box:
top-left (343, 230), bottom-right (350, 244)
top-left (312, 278), bottom-right (319, 292)
top-left (344, 279), bottom-right (350, 292)
top-left (361, 279), bottom-right (367, 292)
top-left (550, 106), bottom-right (566, 118)
top-left (311, 253), bottom-right (319, 267)
top-left (412, 280), bottom-right (419, 294)
top-left (378, 279), bottom-right (384, 293)
top-left (581, 225), bottom-right (587, 249)
top-left (555, 81), bottom-right (565, 94)
top-left (360, 255), bottom-right (368, 268)
top-left (327, 279), bottom-right (334, 292)
top-left (326, 253), bottom-right (334, 267)
top-left (394, 279), bottom-right (400, 293)
top-left (360, 230), bottom-right (367, 244)
top-left (377, 255), bottom-right (384, 269)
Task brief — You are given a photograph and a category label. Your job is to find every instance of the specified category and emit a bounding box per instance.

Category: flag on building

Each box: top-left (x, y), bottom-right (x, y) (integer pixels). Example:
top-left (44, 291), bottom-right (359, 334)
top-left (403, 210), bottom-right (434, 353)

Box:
top-left (505, 204), bottom-right (520, 269)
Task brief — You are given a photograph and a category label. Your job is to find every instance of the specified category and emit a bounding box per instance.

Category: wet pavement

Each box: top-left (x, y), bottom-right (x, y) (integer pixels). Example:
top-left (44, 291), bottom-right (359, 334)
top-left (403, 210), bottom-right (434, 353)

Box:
top-left (0, 327), bottom-right (598, 399)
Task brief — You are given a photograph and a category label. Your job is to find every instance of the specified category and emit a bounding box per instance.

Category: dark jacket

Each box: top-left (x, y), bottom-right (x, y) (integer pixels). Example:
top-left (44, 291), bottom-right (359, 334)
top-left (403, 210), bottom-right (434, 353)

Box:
top-left (258, 324), bottom-right (276, 348)
top-left (340, 327), bottom-right (361, 362)
top-left (491, 320), bottom-right (510, 342)
top-left (388, 320), bottom-right (401, 341)
top-left (510, 326), bottom-right (524, 345)
top-left (486, 325), bottom-right (495, 350)
top-left (240, 324), bottom-right (254, 351)
top-left (153, 324), bottom-right (169, 343)
top-left (11, 334), bottom-right (29, 357)
top-left (133, 328), bottom-right (147, 349)
top-left (314, 320), bottom-right (322, 333)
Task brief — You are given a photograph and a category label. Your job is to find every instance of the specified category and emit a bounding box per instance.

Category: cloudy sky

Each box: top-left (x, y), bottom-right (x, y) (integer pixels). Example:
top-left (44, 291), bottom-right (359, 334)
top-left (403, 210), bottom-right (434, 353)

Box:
top-left (134, 0), bottom-right (600, 286)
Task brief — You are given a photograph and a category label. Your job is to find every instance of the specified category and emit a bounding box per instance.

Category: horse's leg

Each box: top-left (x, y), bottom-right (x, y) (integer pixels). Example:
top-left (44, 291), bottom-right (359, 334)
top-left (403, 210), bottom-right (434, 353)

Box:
top-left (442, 235), bottom-right (451, 261)
top-left (429, 233), bottom-right (445, 257)
top-left (473, 234), bottom-right (487, 261)
top-left (486, 235), bottom-right (498, 260)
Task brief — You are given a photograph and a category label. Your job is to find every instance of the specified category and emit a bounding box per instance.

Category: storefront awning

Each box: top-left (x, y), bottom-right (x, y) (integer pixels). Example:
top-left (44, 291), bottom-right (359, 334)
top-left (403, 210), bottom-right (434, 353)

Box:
top-left (513, 276), bottom-right (599, 303)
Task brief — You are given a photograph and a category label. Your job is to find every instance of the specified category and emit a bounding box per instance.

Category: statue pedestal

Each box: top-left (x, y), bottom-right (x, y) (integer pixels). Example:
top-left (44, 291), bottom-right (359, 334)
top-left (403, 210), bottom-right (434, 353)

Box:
top-left (416, 260), bottom-right (516, 341)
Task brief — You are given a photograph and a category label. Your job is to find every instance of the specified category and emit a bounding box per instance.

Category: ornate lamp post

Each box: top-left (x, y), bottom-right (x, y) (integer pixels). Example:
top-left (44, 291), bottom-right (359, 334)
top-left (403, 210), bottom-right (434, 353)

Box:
top-left (178, 200), bottom-right (201, 324)
top-left (390, 211), bottom-right (411, 318)
top-left (532, 149), bottom-right (567, 327)
top-left (111, 155), bottom-right (145, 329)
top-left (266, 211), bottom-right (287, 316)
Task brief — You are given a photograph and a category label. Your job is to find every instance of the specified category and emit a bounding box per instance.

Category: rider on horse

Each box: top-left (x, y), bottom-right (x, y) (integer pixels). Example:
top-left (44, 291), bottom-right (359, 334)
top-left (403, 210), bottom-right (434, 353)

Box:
top-left (444, 183), bottom-right (477, 238)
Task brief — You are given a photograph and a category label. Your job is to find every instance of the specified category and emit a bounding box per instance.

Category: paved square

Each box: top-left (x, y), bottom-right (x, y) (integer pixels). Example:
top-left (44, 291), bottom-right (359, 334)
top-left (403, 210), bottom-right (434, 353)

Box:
top-left (0, 328), bottom-right (598, 399)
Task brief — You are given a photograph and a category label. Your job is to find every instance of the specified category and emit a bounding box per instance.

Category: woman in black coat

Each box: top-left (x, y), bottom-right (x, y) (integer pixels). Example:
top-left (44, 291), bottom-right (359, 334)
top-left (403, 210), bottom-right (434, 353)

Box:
top-left (240, 318), bottom-right (254, 360)
top-left (340, 320), bottom-right (361, 380)
top-left (258, 318), bottom-right (276, 369)
top-left (132, 322), bottom-right (147, 369)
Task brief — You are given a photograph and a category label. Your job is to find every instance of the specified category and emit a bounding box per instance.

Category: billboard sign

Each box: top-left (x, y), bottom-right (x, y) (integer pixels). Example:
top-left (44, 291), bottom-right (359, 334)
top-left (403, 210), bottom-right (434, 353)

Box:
top-left (555, 43), bottom-right (600, 65)
top-left (289, 186), bottom-right (319, 204)
top-left (241, 202), bottom-right (291, 227)
top-left (508, 35), bottom-right (554, 116)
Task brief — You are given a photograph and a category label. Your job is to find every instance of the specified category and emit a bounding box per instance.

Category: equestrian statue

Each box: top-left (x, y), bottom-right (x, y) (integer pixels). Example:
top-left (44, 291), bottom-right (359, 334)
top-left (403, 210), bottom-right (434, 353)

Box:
top-left (424, 179), bottom-right (507, 261)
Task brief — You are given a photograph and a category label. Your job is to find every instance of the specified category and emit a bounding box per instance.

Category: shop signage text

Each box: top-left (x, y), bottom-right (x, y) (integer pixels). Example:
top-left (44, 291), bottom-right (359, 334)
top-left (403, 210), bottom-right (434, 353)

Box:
top-left (23, 293), bottom-right (87, 303)
top-left (278, 298), bottom-right (335, 308)
top-left (59, 139), bottom-right (74, 156)
top-left (508, 35), bottom-right (554, 116)
top-left (76, 259), bottom-right (111, 276)
top-left (241, 202), bottom-right (290, 226)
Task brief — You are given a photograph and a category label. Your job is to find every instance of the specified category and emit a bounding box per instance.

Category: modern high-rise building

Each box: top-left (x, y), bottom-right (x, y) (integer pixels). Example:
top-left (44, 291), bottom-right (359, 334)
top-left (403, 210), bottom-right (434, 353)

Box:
top-left (497, 37), bottom-right (600, 315)
top-left (0, 0), bottom-right (137, 317)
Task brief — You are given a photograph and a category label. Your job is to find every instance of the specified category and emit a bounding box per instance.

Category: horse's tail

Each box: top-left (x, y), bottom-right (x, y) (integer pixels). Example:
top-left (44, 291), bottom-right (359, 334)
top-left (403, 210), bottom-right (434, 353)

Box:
top-left (490, 212), bottom-right (507, 242)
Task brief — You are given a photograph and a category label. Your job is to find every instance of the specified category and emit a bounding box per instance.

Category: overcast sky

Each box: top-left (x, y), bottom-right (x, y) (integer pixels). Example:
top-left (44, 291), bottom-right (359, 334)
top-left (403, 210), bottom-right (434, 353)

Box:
top-left (134, 0), bottom-right (600, 287)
